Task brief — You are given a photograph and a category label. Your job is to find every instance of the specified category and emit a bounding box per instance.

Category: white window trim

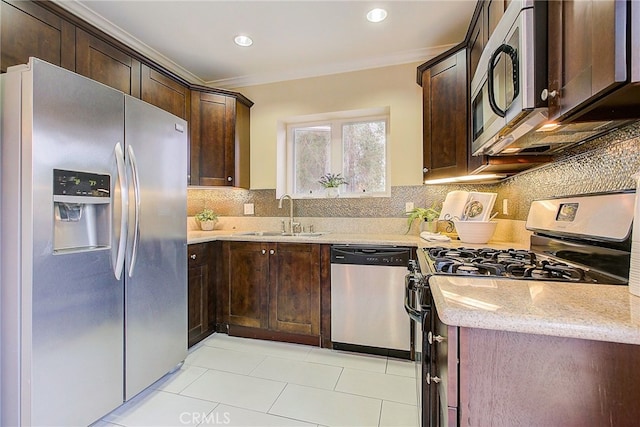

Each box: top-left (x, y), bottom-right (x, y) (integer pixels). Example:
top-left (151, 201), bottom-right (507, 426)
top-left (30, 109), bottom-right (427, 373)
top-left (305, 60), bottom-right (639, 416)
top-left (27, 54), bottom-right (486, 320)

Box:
top-left (276, 107), bottom-right (391, 199)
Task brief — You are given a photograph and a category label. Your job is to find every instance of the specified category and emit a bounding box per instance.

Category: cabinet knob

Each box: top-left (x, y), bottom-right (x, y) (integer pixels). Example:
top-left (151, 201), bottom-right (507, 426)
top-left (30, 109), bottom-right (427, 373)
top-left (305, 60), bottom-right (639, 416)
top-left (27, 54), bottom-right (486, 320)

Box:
top-left (427, 331), bottom-right (444, 344)
top-left (423, 167), bottom-right (429, 174)
top-left (426, 372), bottom-right (442, 385)
top-left (261, 249), bottom-right (266, 255)
top-left (270, 249), bottom-right (275, 255)
top-left (190, 254), bottom-right (197, 260)
top-left (541, 89), bottom-right (558, 101)
top-left (227, 176), bottom-right (233, 182)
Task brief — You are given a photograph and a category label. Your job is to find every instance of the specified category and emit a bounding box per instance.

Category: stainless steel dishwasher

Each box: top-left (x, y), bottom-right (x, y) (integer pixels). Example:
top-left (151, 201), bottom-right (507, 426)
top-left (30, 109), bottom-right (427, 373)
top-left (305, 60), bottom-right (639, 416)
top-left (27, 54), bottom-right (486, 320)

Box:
top-left (330, 245), bottom-right (412, 357)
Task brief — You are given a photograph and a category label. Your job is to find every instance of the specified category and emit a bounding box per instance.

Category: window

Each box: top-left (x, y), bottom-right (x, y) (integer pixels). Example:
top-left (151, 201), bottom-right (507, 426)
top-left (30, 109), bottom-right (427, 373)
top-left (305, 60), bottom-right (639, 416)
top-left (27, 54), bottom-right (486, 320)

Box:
top-left (277, 107), bottom-right (390, 198)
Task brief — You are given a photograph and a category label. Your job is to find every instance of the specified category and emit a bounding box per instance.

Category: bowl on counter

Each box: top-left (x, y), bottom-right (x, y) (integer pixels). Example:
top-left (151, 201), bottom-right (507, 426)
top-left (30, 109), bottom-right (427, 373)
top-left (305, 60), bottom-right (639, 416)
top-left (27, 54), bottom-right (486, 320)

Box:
top-left (453, 220), bottom-right (497, 244)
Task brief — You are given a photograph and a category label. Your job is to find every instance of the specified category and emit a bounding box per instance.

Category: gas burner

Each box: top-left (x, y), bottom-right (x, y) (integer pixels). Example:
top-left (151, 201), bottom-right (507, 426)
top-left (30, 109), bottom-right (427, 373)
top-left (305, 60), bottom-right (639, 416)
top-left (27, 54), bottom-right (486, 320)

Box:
top-left (524, 261), bottom-right (586, 282)
top-left (422, 247), bottom-right (597, 283)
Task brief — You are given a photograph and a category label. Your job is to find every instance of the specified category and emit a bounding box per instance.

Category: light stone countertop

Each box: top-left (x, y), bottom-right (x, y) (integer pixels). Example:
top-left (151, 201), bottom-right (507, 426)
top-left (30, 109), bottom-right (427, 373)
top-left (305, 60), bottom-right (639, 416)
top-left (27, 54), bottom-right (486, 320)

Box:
top-left (429, 275), bottom-right (640, 345)
top-left (188, 224), bottom-right (640, 346)
top-left (188, 229), bottom-right (422, 246)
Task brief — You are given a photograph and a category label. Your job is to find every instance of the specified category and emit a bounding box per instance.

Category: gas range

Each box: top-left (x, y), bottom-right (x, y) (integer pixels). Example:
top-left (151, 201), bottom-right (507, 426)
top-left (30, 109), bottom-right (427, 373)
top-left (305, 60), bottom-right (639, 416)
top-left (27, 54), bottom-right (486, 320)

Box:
top-left (415, 191), bottom-right (635, 287)
top-left (421, 243), bottom-right (629, 285)
top-left (405, 191), bottom-right (636, 427)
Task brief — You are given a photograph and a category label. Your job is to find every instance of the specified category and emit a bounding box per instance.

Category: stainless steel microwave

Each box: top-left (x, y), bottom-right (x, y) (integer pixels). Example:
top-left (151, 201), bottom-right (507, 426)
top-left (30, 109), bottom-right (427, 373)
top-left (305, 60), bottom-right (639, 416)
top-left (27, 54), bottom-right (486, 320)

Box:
top-left (470, 0), bottom-right (548, 156)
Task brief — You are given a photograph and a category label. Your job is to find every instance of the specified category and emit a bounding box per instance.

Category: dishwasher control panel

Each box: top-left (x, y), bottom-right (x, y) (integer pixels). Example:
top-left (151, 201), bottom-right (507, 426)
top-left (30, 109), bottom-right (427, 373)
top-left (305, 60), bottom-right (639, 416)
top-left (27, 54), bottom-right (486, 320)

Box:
top-left (330, 245), bottom-right (412, 266)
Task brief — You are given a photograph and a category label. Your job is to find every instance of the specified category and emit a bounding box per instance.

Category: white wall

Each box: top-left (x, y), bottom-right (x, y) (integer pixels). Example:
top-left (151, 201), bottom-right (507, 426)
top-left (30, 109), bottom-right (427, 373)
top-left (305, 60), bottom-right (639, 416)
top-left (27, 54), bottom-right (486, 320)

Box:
top-left (235, 62), bottom-right (424, 189)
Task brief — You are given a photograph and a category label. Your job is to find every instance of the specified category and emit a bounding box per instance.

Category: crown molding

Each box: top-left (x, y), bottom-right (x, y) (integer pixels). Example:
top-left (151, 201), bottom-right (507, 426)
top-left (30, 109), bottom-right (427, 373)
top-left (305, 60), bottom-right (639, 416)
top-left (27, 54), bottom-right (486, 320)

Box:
top-left (51, 1), bottom-right (457, 90)
top-left (213, 44), bottom-right (458, 89)
top-left (51, 0), bottom-right (206, 85)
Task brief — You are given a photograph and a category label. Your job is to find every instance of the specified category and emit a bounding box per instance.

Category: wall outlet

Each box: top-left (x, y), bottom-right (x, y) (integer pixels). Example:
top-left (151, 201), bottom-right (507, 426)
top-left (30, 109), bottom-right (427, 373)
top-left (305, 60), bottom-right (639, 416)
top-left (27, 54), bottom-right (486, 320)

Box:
top-left (243, 203), bottom-right (255, 215)
top-left (405, 202), bottom-right (414, 213)
top-left (502, 199), bottom-right (509, 215)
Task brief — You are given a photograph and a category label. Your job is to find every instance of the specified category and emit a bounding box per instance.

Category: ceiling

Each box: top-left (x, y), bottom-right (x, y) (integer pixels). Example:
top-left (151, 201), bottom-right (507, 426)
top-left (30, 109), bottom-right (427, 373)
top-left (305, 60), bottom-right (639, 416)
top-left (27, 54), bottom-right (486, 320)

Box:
top-left (56, 1), bottom-right (477, 89)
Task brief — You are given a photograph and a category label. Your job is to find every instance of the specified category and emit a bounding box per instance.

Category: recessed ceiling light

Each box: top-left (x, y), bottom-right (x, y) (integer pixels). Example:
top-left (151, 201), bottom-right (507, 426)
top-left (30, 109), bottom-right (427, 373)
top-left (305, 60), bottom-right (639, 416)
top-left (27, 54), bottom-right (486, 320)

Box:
top-left (234, 35), bottom-right (253, 47)
top-left (366, 8), bottom-right (387, 23)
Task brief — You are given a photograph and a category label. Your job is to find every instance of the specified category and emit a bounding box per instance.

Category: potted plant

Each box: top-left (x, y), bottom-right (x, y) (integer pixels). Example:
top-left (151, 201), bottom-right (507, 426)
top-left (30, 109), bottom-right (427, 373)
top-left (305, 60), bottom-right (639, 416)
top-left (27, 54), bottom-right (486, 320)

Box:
top-left (318, 173), bottom-right (348, 198)
top-left (195, 208), bottom-right (219, 231)
top-left (406, 203), bottom-right (441, 234)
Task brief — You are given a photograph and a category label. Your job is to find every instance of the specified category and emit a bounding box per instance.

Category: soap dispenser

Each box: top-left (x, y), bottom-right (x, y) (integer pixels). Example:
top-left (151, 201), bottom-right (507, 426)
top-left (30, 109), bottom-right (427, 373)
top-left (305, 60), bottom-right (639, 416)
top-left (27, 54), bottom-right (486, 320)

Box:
top-left (629, 173), bottom-right (640, 296)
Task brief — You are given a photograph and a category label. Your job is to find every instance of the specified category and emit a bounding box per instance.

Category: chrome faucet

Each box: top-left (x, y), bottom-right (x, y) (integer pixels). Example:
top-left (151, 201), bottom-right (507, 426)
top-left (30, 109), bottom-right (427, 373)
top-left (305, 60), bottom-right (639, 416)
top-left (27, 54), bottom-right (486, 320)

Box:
top-left (278, 194), bottom-right (299, 234)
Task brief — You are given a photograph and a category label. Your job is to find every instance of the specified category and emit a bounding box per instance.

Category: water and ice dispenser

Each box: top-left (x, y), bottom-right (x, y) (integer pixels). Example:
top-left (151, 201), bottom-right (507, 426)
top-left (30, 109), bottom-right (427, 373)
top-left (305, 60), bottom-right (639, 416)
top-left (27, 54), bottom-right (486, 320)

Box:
top-left (53, 169), bottom-right (111, 253)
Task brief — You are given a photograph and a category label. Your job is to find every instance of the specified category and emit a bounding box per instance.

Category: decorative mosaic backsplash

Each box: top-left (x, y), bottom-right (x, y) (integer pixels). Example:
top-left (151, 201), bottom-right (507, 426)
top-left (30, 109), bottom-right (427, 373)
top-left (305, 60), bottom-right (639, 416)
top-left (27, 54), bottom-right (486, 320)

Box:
top-left (188, 121), bottom-right (640, 222)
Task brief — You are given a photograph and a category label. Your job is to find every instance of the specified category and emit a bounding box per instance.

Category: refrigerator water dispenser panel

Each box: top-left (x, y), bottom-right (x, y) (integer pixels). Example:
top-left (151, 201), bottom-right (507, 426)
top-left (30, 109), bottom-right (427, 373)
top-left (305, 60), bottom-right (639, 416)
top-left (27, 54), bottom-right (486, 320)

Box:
top-left (53, 169), bottom-right (111, 254)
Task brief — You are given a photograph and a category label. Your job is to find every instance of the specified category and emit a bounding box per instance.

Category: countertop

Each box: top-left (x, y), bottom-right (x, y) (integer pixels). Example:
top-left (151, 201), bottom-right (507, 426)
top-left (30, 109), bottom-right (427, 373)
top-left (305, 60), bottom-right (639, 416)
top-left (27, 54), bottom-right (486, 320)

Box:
top-left (429, 275), bottom-right (640, 345)
top-left (188, 228), bottom-right (640, 346)
top-left (188, 229), bottom-right (423, 246)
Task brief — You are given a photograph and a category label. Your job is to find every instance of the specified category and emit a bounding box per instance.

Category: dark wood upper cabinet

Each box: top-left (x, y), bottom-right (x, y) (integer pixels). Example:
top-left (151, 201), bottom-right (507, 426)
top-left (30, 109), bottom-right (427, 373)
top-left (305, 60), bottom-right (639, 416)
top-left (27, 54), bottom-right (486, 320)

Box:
top-left (468, 4), bottom-right (485, 81)
top-left (422, 49), bottom-right (469, 181)
top-left (190, 90), bottom-right (251, 188)
top-left (547, 0), bottom-right (628, 121)
top-left (1, 0), bottom-right (74, 73)
top-left (141, 64), bottom-right (189, 120)
top-left (485, 0), bottom-right (506, 39)
top-left (76, 28), bottom-right (141, 97)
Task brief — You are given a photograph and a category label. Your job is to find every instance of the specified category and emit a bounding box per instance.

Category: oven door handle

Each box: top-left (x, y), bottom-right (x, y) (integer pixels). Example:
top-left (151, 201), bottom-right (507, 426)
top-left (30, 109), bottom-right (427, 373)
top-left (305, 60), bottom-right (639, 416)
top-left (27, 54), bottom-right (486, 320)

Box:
top-left (404, 274), bottom-right (423, 322)
top-left (487, 43), bottom-right (519, 118)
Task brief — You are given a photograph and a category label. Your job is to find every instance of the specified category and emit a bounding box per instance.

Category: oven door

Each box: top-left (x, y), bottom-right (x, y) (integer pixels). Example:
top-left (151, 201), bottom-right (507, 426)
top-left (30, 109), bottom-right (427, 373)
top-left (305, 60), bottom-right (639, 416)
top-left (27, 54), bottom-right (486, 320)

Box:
top-left (404, 273), bottom-right (437, 427)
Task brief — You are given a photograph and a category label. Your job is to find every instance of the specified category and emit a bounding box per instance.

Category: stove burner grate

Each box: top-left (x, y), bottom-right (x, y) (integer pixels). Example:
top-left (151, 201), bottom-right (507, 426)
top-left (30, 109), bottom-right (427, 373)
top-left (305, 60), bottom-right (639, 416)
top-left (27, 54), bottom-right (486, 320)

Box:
top-left (424, 246), bottom-right (594, 283)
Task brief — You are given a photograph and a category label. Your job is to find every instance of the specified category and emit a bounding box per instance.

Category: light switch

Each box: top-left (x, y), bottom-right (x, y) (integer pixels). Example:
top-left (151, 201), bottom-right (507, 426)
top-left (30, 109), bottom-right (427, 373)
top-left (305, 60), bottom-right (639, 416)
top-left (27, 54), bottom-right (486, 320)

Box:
top-left (502, 199), bottom-right (509, 215)
top-left (244, 203), bottom-right (254, 215)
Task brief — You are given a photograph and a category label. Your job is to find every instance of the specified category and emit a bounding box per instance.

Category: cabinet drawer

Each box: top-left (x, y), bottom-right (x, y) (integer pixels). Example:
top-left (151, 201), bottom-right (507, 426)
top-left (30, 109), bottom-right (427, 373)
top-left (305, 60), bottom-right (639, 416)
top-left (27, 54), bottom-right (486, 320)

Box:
top-left (188, 243), bottom-right (207, 267)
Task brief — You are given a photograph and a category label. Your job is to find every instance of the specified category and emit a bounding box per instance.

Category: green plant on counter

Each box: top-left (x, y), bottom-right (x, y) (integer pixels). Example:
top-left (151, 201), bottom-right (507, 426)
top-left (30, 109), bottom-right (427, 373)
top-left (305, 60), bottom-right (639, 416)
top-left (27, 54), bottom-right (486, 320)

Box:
top-left (405, 203), bottom-right (441, 234)
top-left (318, 173), bottom-right (348, 188)
top-left (195, 208), bottom-right (219, 222)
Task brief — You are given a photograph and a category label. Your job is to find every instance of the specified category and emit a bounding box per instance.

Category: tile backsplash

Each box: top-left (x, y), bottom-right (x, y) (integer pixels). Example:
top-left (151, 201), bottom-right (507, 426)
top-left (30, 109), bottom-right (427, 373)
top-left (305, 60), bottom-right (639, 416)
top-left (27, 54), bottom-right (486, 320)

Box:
top-left (189, 121), bottom-right (640, 222)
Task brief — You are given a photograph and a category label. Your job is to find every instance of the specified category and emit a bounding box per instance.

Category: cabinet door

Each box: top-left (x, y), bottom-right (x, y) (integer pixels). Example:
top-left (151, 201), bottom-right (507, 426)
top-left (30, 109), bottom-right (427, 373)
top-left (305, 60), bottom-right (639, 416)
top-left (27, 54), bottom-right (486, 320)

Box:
top-left (1, 0), bottom-right (75, 72)
top-left (190, 91), bottom-right (235, 186)
top-left (141, 64), bottom-right (189, 119)
top-left (468, 4), bottom-right (485, 80)
top-left (76, 28), bottom-right (141, 96)
top-left (547, 0), bottom-right (627, 120)
top-left (188, 243), bottom-right (216, 347)
top-left (224, 241), bottom-right (269, 329)
top-left (188, 248), bottom-right (209, 347)
top-left (485, 0), bottom-right (506, 40)
top-left (423, 49), bottom-right (468, 181)
top-left (269, 243), bottom-right (321, 336)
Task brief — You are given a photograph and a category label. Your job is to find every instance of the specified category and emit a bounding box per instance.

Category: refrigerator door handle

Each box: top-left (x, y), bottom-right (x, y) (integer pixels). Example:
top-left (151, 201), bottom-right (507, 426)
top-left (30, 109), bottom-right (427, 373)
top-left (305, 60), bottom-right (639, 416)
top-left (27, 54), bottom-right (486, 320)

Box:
top-left (127, 144), bottom-right (141, 277)
top-left (114, 142), bottom-right (128, 280)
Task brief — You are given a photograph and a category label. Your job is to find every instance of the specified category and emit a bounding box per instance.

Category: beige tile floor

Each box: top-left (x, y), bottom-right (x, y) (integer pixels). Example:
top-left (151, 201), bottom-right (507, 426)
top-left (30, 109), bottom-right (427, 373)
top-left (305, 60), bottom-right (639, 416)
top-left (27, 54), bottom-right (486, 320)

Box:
top-left (93, 333), bottom-right (418, 427)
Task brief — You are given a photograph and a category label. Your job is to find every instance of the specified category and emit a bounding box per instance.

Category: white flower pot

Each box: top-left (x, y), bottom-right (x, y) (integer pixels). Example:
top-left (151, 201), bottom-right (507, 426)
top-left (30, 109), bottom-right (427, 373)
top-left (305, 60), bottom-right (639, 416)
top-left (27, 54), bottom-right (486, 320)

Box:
top-left (199, 220), bottom-right (216, 231)
top-left (326, 187), bottom-right (340, 198)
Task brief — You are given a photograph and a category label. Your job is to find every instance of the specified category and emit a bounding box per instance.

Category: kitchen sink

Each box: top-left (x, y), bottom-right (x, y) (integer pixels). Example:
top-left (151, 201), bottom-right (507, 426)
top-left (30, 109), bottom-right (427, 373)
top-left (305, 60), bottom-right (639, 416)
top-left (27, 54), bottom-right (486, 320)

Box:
top-left (233, 231), bottom-right (328, 238)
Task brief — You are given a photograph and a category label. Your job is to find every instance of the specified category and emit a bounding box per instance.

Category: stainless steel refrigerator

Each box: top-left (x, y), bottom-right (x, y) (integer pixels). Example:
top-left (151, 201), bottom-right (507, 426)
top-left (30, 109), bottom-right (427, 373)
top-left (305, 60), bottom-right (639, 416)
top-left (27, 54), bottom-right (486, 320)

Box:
top-left (1, 58), bottom-right (188, 426)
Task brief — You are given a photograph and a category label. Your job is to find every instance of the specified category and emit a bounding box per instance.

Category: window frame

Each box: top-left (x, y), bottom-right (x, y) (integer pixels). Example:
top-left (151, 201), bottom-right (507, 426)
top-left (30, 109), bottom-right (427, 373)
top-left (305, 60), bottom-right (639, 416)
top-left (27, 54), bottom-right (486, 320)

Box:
top-left (276, 107), bottom-right (391, 199)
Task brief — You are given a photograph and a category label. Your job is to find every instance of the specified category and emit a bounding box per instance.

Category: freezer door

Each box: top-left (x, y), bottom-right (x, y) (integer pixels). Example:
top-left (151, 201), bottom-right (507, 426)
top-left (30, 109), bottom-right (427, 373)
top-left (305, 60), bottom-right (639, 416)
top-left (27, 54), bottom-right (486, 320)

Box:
top-left (123, 96), bottom-right (188, 399)
top-left (2, 58), bottom-right (125, 426)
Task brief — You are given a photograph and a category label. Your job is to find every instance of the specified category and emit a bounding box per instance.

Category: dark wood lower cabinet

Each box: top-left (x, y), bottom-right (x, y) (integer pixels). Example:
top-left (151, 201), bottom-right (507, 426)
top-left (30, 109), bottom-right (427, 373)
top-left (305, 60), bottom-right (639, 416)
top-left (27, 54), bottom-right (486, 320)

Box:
top-left (187, 242), bottom-right (217, 347)
top-left (221, 241), bottom-right (323, 346)
top-left (432, 313), bottom-right (640, 426)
